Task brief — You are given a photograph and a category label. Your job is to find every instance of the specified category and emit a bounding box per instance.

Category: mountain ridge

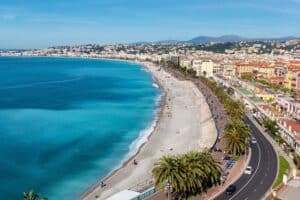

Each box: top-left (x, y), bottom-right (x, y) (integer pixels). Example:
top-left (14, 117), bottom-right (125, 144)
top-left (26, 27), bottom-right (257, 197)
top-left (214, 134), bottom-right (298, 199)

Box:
top-left (154, 35), bottom-right (300, 44)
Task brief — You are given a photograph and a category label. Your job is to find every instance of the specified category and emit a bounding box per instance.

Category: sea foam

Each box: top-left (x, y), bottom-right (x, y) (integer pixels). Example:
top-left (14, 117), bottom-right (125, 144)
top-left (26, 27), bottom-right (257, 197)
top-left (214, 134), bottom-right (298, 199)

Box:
top-left (127, 93), bottom-right (163, 157)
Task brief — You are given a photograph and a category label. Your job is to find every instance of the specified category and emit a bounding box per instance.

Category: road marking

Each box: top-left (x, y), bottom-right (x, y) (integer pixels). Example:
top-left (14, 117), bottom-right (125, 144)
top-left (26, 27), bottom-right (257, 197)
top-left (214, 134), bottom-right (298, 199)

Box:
top-left (228, 134), bottom-right (262, 200)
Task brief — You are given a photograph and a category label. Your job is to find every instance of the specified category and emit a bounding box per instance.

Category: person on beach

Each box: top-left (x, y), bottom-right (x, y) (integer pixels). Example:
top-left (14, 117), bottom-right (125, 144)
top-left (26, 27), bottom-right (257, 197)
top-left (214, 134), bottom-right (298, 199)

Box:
top-left (133, 159), bottom-right (138, 165)
top-left (101, 181), bottom-right (106, 188)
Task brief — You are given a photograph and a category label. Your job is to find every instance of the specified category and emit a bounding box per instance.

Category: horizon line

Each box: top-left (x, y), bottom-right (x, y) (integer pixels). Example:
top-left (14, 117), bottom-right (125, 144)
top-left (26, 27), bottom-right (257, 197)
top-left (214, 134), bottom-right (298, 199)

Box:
top-left (1, 34), bottom-right (300, 50)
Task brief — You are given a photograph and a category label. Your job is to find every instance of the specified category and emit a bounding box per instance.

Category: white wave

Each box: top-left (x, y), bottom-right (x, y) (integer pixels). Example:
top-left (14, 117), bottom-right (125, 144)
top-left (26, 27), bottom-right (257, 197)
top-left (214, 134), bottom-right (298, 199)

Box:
top-left (141, 68), bottom-right (150, 73)
top-left (98, 93), bottom-right (164, 185)
top-left (152, 83), bottom-right (159, 88)
top-left (127, 94), bottom-right (163, 158)
top-left (0, 77), bottom-right (82, 90)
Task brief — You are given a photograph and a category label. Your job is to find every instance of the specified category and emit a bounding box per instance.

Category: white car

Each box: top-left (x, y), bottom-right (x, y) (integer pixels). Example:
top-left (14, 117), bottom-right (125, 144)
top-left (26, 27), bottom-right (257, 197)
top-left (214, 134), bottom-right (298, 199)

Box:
top-left (251, 138), bottom-right (257, 144)
top-left (244, 166), bottom-right (252, 175)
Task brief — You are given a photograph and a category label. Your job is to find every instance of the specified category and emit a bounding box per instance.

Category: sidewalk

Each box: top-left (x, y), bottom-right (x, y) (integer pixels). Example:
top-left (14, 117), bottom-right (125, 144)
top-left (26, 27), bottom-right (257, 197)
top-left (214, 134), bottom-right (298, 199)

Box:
top-left (195, 152), bottom-right (251, 200)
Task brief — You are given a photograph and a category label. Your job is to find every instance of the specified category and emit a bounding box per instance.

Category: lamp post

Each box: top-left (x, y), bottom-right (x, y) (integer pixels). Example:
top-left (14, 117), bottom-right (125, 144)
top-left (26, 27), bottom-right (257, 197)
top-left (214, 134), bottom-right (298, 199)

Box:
top-left (165, 181), bottom-right (171, 200)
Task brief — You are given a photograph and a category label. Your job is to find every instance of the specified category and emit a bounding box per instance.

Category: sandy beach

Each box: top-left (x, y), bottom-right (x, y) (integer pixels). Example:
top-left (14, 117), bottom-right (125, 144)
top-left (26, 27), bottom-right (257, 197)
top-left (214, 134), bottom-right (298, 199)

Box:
top-left (82, 62), bottom-right (218, 200)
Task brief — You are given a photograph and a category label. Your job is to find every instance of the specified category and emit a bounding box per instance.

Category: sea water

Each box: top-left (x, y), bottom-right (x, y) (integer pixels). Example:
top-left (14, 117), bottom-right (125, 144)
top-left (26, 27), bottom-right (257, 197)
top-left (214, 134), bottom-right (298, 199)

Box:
top-left (0, 57), bottom-right (161, 199)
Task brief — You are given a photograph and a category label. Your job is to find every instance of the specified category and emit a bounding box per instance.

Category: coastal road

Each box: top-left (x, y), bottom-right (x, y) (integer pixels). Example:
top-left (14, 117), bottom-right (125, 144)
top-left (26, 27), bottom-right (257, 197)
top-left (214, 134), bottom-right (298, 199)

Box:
top-left (215, 115), bottom-right (278, 200)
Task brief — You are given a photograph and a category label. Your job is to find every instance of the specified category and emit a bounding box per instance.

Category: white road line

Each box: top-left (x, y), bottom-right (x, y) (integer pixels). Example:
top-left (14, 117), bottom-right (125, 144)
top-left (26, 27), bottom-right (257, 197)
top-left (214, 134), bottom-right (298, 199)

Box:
top-left (228, 137), bottom-right (262, 200)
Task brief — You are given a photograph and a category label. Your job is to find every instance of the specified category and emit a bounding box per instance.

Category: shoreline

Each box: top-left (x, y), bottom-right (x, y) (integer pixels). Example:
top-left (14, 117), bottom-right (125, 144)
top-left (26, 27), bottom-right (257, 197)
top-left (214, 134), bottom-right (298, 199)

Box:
top-left (82, 61), bottom-right (218, 200)
top-left (0, 55), bottom-right (166, 199)
top-left (79, 61), bottom-right (167, 199)
top-left (0, 56), bottom-right (218, 200)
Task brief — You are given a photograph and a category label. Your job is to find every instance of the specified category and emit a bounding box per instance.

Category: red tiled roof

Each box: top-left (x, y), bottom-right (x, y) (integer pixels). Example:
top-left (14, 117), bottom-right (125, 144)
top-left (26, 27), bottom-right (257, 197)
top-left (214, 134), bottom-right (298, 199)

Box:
top-left (235, 61), bottom-right (273, 68)
top-left (260, 104), bottom-right (284, 117)
top-left (270, 77), bottom-right (285, 81)
top-left (290, 60), bottom-right (300, 65)
top-left (284, 120), bottom-right (300, 133)
top-left (275, 60), bottom-right (287, 65)
top-left (260, 104), bottom-right (271, 110)
top-left (288, 65), bottom-right (300, 70)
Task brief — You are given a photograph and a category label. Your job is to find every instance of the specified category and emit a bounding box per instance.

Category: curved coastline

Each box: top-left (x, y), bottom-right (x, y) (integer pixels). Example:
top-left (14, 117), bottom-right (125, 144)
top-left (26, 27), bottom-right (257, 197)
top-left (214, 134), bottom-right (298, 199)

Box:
top-left (79, 61), bottom-right (167, 199)
top-left (1, 56), bottom-right (164, 175)
top-left (81, 60), bottom-right (218, 200)
top-left (0, 55), bottom-right (218, 200)
top-left (0, 56), bottom-right (162, 200)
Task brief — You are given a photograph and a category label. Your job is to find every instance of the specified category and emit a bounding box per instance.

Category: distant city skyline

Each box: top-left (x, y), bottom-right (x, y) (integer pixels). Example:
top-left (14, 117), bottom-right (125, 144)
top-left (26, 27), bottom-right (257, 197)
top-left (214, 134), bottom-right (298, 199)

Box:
top-left (1, 0), bottom-right (300, 49)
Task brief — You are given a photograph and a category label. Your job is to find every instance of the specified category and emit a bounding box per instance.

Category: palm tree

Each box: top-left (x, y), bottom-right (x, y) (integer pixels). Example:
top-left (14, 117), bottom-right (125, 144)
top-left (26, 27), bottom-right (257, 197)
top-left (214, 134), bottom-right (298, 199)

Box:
top-left (224, 100), bottom-right (244, 120)
top-left (152, 155), bottom-right (184, 199)
top-left (152, 152), bottom-right (221, 199)
top-left (179, 152), bottom-right (206, 197)
top-left (23, 190), bottom-right (47, 200)
top-left (224, 120), bottom-right (251, 156)
top-left (197, 152), bottom-right (221, 188)
top-left (183, 151), bottom-right (221, 192)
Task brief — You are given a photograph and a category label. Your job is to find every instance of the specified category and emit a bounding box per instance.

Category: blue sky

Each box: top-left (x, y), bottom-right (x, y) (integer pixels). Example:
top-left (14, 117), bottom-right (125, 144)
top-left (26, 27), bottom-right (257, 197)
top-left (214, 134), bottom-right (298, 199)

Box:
top-left (0, 0), bottom-right (300, 49)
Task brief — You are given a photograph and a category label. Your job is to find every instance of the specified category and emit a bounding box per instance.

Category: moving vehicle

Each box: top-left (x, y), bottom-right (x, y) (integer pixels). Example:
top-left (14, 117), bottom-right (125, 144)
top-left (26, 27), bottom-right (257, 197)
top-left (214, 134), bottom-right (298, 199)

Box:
top-left (226, 184), bottom-right (236, 195)
top-left (244, 166), bottom-right (252, 175)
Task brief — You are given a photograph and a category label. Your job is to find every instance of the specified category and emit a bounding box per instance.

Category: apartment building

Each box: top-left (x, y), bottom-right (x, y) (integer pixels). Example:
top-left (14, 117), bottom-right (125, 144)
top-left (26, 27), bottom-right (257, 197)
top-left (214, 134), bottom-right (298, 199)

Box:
top-left (201, 60), bottom-right (215, 77)
top-left (191, 59), bottom-right (202, 76)
top-left (278, 120), bottom-right (300, 155)
top-left (235, 61), bottom-right (275, 78)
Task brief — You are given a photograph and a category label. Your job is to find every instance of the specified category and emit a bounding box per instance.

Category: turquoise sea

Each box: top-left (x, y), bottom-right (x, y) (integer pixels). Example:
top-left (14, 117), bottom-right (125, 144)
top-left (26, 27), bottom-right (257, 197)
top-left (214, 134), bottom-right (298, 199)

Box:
top-left (0, 57), bottom-right (161, 199)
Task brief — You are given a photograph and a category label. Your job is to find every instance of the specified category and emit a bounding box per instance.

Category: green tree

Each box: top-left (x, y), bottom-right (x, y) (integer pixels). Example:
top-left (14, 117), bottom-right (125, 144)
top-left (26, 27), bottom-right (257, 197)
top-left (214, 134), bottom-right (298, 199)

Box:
top-left (152, 155), bottom-right (184, 199)
top-left (152, 151), bottom-right (221, 199)
top-left (186, 68), bottom-right (197, 77)
top-left (183, 152), bottom-right (221, 190)
top-left (224, 100), bottom-right (244, 119)
top-left (241, 73), bottom-right (254, 81)
top-left (224, 120), bottom-right (251, 156)
top-left (263, 118), bottom-right (278, 136)
top-left (23, 190), bottom-right (47, 200)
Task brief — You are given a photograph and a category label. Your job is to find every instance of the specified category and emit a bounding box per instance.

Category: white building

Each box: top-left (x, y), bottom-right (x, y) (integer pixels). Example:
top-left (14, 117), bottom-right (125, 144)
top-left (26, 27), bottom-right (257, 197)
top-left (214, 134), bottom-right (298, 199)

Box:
top-left (180, 58), bottom-right (192, 69)
top-left (201, 60), bottom-right (215, 77)
top-left (191, 59), bottom-right (202, 76)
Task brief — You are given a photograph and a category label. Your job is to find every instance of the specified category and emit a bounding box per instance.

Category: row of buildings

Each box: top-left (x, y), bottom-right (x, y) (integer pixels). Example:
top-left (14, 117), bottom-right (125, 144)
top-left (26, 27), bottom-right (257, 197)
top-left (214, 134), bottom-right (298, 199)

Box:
top-left (166, 55), bottom-right (300, 93)
top-left (223, 77), bottom-right (300, 156)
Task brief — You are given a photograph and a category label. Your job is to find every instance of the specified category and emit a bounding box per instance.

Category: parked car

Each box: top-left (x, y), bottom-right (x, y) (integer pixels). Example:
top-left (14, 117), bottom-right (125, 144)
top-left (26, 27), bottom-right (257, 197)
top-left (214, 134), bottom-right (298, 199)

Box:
top-left (244, 166), bottom-right (252, 175)
top-left (223, 156), bottom-right (231, 160)
top-left (214, 147), bottom-right (222, 152)
top-left (226, 184), bottom-right (236, 195)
